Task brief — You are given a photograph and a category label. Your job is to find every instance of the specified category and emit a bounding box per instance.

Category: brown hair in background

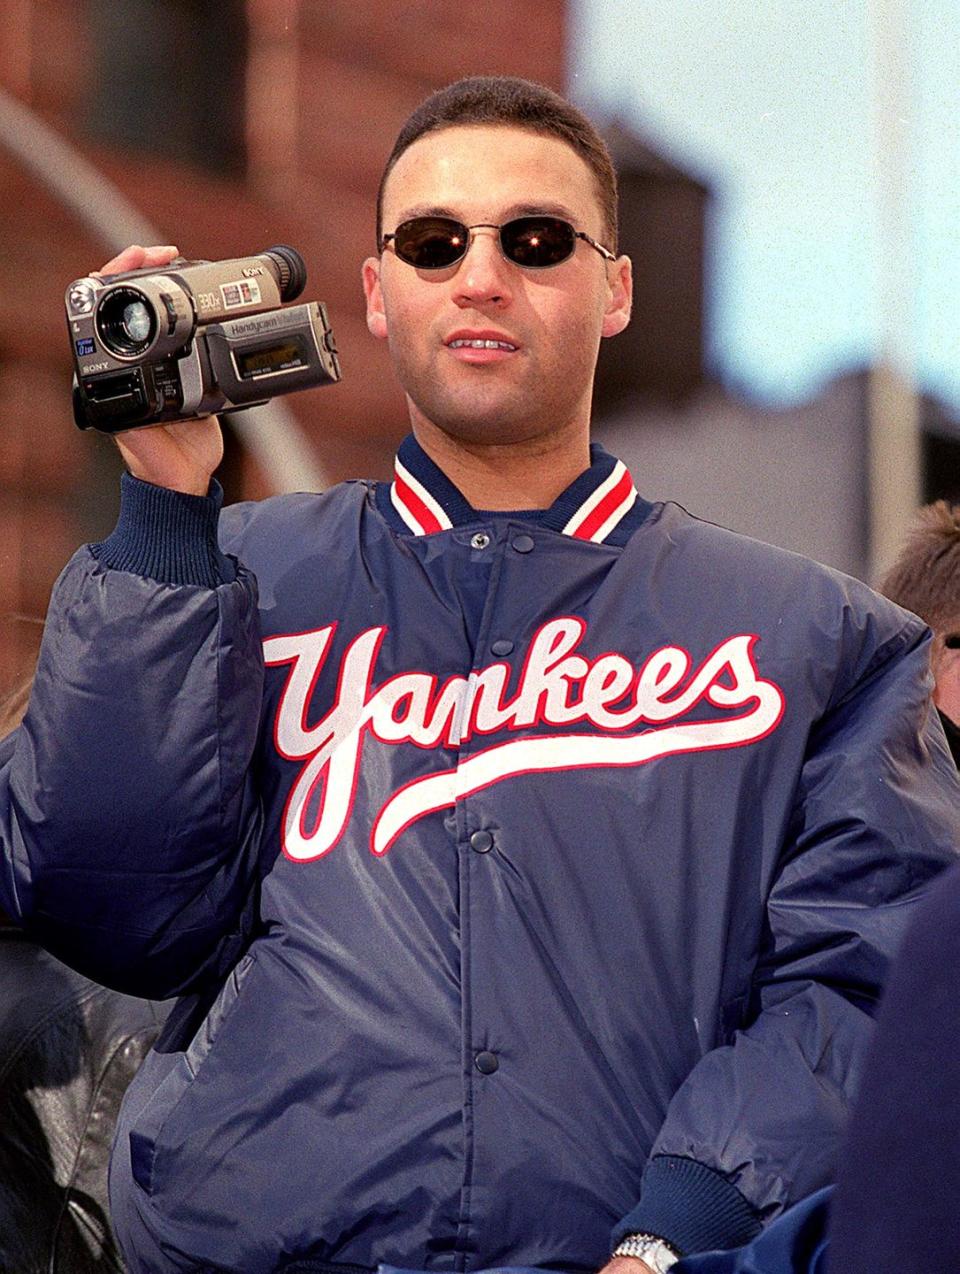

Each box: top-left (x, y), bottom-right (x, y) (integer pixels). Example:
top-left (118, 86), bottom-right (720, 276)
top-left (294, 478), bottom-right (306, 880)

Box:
top-left (880, 501), bottom-right (960, 635)
top-left (0, 676), bottom-right (32, 737)
top-left (0, 614), bottom-right (43, 737)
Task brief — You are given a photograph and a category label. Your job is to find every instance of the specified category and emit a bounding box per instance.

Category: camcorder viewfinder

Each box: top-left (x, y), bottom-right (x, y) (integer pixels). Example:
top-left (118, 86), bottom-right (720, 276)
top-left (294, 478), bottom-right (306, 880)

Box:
top-left (66, 245), bottom-right (341, 432)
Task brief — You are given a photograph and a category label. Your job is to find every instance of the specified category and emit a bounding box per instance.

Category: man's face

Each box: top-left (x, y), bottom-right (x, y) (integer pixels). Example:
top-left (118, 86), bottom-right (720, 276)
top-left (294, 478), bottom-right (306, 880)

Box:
top-left (934, 630), bottom-right (960, 726)
top-left (363, 124), bottom-right (632, 448)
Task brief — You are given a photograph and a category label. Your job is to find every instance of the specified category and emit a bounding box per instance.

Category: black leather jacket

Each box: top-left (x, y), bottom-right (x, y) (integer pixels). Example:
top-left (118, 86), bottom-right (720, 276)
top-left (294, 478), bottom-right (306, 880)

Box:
top-left (0, 921), bottom-right (166, 1273)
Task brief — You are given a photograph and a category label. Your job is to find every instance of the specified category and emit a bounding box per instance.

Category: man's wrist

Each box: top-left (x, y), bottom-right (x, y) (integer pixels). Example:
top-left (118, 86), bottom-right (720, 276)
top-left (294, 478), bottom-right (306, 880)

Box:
top-left (91, 471), bottom-right (234, 587)
top-left (613, 1233), bottom-right (680, 1272)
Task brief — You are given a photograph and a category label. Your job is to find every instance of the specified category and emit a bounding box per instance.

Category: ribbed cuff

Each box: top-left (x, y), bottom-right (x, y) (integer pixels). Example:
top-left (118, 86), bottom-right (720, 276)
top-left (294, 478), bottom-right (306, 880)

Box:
top-left (611, 1155), bottom-right (763, 1257)
top-left (91, 472), bottom-right (235, 587)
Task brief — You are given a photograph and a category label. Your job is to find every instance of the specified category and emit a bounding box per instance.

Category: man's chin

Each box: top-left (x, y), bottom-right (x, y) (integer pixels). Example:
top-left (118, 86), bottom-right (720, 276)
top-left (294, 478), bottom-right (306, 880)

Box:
top-left (404, 371), bottom-right (573, 446)
top-left (419, 412), bottom-right (547, 448)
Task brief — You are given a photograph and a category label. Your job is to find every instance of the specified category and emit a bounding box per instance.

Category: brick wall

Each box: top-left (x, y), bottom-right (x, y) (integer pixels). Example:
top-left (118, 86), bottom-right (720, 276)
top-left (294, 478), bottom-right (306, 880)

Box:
top-left (0, 0), bottom-right (566, 690)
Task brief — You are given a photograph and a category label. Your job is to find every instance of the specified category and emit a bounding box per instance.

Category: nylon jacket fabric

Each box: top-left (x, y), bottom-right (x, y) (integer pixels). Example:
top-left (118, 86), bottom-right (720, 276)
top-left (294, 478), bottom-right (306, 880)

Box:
top-left (1, 441), bottom-right (957, 1274)
top-left (829, 859), bottom-right (960, 1271)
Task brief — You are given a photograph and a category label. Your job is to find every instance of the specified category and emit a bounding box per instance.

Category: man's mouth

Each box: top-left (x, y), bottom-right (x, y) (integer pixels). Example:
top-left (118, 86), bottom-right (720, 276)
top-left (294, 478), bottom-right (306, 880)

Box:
top-left (447, 338), bottom-right (518, 352)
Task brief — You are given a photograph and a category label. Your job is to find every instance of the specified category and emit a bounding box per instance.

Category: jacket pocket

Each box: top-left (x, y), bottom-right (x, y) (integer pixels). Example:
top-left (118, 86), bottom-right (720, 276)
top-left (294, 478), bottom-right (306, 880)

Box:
top-left (129, 948), bottom-right (258, 1194)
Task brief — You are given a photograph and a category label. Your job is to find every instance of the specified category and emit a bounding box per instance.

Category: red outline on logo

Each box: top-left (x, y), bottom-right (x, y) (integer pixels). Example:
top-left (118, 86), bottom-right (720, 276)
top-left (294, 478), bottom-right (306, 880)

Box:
top-left (266, 624), bottom-right (387, 861)
top-left (370, 675), bottom-right (786, 855)
top-left (264, 622), bottom-right (339, 757)
top-left (264, 619), bottom-right (788, 863)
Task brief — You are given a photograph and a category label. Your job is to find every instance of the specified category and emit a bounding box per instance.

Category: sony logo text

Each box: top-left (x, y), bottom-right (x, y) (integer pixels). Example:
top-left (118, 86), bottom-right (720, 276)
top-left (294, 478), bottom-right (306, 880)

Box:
top-left (263, 617), bottom-right (785, 860)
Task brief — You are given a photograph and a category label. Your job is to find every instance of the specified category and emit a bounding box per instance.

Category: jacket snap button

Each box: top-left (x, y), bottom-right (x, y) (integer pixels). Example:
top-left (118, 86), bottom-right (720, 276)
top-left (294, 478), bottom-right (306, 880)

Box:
top-left (475, 1050), bottom-right (499, 1074)
top-left (491, 639), bottom-right (514, 656)
top-left (511, 534), bottom-right (535, 554)
top-left (470, 532), bottom-right (491, 550)
top-left (470, 829), bottom-right (494, 853)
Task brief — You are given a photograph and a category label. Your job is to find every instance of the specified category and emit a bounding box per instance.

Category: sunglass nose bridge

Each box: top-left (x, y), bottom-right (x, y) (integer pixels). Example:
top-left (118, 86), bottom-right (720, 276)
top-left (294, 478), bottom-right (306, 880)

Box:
top-left (459, 224), bottom-right (509, 265)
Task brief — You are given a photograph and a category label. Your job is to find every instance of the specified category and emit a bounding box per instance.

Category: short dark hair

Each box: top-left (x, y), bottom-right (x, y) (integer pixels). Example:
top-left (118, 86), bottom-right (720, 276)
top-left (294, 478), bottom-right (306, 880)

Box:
top-left (376, 76), bottom-right (618, 252)
top-left (880, 500), bottom-right (960, 634)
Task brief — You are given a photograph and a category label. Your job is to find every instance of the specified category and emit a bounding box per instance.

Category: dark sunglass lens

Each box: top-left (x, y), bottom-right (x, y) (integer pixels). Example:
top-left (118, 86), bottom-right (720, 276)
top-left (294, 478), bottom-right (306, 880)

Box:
top-left (394, 217), bottom-right (466, 268)
top-left (502, 217), bottom-right (576, 267)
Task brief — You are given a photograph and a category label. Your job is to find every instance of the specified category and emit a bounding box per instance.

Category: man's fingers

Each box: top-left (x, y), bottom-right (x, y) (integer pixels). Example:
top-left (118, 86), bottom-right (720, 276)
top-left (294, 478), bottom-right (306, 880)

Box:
top-left (93, 244), bottom-right (179, 277)
top-left (94, 244), bottom-right (148, 276)
top-left (140, 244), bottom-right (180, 267)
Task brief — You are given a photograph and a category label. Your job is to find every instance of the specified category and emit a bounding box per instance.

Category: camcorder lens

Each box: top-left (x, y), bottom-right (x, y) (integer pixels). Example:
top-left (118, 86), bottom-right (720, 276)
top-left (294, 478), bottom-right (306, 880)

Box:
top-left (96, 286), bottom-right (158, 358)
top-left (122, 300), bottom-right (152, 344)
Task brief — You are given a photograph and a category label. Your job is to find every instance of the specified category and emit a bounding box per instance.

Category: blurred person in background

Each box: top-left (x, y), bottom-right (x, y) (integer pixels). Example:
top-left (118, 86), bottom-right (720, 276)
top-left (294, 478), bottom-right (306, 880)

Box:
top-left (878, 499), bottom-right (960, 765)
top-left (0, 76), bottom-right (958, 1274)
top-left (0, 677), bottom-right (168, 1273)
top-left (826, 502), bottom-right (960, 1273)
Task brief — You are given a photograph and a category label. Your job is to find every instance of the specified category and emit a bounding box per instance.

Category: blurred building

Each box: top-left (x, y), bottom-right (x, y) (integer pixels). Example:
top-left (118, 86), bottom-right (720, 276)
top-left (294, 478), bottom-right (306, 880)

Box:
top-left (592, 121), bottom-right (960, 585)
top-left (2, 0), bottom-right (958, 689)
top-left (594, 122), bottom-right (709, 413)
top-left (0, 0), bottom-right (565, 687)
top-left (599, 371), bottom-right (960, 585)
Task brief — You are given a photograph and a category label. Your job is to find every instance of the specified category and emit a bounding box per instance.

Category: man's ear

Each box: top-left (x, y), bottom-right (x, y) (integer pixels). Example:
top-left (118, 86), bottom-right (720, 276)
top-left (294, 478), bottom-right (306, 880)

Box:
top-left (362, 257), bottom-right (388, 341)
top-left (601, 255), bottom-right (632, 339)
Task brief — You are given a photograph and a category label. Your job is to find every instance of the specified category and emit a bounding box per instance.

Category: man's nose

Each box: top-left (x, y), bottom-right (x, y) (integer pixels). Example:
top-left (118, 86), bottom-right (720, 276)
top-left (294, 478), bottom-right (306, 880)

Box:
top-left (453, 227), bottom-right (512, 307)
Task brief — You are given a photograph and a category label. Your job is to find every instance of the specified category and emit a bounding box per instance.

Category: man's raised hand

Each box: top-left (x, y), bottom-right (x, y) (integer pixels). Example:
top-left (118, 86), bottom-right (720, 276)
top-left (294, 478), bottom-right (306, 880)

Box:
top-left (92, 244), bottom-right (224, 496)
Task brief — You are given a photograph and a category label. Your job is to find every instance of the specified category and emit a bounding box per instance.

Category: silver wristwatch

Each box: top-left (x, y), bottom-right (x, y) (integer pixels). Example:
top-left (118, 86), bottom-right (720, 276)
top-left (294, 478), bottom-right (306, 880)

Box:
top-left (613, 1232), bottom-right (681, 1273)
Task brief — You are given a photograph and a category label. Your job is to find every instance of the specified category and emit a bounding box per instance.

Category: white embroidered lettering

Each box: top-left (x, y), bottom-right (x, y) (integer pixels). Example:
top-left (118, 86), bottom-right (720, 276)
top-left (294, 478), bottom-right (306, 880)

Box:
top-left (263, 619), bottom-right (785, 862)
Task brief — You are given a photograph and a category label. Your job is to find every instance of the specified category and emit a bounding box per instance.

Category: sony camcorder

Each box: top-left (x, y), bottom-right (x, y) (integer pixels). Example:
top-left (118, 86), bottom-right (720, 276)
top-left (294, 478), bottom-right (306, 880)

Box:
top-left (66, 245), bottom-right (341, 432)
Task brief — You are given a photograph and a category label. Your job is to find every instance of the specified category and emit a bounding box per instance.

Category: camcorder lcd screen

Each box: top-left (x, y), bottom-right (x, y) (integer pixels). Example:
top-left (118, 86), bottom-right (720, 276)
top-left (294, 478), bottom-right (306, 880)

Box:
top-left (236, 338), bottom-right (308, 378)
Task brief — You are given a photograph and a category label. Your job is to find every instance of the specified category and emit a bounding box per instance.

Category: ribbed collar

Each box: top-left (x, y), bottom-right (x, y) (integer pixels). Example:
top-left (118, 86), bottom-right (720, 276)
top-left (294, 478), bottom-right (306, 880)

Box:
top-left (377, 434), bottom-right (653, 547)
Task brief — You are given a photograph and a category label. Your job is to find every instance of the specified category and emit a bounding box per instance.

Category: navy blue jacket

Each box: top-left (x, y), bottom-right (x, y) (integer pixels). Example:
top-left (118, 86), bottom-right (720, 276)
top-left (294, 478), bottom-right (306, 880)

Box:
top-left (1, 438), bottom-right (957, 1273)
top-left (829, 857), bottom-right (960, 1271)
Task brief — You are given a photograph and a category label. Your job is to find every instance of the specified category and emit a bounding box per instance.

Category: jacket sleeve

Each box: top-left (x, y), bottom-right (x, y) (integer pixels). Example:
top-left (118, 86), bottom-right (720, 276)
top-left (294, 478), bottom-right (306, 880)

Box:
top-left (0, 474), bottom-right (265, 999)
top-left (612, 620), bottom-right (960, 1258)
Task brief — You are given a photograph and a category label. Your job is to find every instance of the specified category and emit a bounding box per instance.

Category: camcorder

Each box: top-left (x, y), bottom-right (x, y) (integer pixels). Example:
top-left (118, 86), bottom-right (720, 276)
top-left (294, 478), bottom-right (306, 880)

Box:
top-left (66, 245), bottom-right (341, 432)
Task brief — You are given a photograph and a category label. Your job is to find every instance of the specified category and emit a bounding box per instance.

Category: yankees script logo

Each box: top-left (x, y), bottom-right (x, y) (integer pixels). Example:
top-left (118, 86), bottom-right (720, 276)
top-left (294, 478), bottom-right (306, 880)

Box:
top-left (263, 617), bottom-right (785, 860)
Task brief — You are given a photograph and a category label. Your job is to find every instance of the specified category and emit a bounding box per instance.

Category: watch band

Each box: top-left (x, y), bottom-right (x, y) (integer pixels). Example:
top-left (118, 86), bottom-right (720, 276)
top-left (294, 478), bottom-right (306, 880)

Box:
top-left (613, 1232), bottom-right (681, 1272)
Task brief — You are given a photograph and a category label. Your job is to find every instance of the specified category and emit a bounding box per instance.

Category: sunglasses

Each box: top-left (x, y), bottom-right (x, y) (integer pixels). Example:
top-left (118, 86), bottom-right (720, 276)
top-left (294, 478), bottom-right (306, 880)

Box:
top-left (380, 215), bottom-right (616, 270)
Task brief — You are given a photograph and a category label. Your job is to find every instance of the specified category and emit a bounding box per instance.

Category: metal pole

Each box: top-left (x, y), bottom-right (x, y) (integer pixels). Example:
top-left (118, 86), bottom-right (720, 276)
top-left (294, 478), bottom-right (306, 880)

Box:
top-left (0, 84), bottom-right (329, 495)
top-left (867, 0), bottom-right (922, 583)
top-left (246, 0), bottom-right (301, 196)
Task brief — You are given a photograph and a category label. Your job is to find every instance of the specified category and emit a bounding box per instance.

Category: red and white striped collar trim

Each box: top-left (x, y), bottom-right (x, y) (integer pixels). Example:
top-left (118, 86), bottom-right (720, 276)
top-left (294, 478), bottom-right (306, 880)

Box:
top-left (388, 439), bottom-right (642, 545)
top-left (561, 459), bottom-right (638, 542)
top-left (391, 458), bottom-right (454, 535)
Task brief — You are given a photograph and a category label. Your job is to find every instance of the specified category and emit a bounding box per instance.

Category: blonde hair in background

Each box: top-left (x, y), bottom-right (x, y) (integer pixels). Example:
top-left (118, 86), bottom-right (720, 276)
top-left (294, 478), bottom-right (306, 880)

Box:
top-left (880, 501), bottom-right (960, 635)
top-left (0, 676), bottom-right (32, 737)
top-left (0, 614), bottom-right (43, 737)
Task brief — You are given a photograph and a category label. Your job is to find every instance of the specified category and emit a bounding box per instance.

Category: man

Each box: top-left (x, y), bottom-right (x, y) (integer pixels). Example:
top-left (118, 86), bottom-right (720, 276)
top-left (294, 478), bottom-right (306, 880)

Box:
top-left (0, 77), bottom-right (957, 1274)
